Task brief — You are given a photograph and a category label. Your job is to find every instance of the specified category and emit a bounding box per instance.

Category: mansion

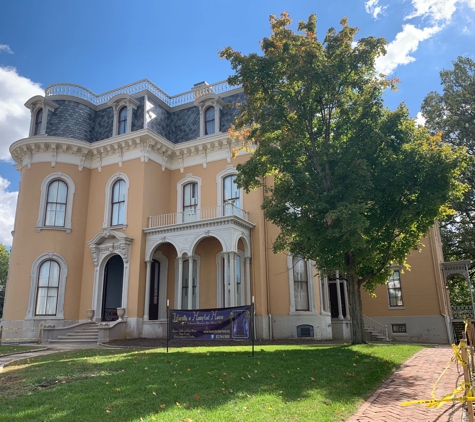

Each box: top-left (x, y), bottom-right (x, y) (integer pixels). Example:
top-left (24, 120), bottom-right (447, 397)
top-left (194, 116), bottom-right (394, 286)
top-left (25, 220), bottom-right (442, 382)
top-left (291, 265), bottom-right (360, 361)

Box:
top-left (1, 78), bottom-right (454, 344)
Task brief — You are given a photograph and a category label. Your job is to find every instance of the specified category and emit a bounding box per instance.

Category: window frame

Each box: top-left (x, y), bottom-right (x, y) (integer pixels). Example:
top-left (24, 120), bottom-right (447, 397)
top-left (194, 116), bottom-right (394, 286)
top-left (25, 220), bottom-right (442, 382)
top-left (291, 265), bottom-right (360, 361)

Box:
top-left (177, 174), bottom-right (202, 224)
top-left (387, 269), bottom-right (404, 308)
top-left (107, 94), bottom-right (140, 137)
top-left (103, 173), bottom-right (130, 229)
top-left (204, 106), bottom-right (215, 135)
top-left (34, 108), bottom-right (43, 136)
top-left (35, 260), bottom-right (60, 316)
top-left (288, 254), bottom-right (316, 314)
top-left (216, 166), bottom-right (244, 217)
top-left (44, 179), bottom-right (68, 227)
top-left (26, 253), bottom-right (68, 320)
top-left (118, 106), bottom-right (128, 135)
top-left (37, 173), bottom-right (75, 233)
top-left (110, 179), bottom-right (126, 226)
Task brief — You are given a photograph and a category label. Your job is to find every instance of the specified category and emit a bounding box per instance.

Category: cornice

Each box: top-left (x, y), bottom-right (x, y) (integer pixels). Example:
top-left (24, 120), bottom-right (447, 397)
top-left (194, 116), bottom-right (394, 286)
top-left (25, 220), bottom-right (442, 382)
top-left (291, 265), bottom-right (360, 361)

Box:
top-left (9, 128), bottom-right (248, 173)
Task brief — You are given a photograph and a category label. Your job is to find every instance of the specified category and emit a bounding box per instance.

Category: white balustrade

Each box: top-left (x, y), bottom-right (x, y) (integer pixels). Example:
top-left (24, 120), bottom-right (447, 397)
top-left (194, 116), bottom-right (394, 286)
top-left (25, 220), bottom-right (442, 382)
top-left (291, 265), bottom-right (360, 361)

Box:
top-left (45, 79), bottom-right (240, 107)
top-left (148, 205), bottom-right (249, 228)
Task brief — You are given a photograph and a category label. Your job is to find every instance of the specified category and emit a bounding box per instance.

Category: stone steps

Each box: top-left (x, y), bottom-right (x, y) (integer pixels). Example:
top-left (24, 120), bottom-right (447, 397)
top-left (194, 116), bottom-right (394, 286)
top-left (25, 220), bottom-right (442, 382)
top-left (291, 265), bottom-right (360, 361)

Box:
top-left (49, 324), bottom-right (99, 344)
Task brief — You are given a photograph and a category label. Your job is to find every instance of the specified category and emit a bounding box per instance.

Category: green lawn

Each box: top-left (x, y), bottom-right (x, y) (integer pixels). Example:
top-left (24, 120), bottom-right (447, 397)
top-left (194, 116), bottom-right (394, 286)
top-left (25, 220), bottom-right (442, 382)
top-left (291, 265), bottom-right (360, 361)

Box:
top-left (0, 345), bottom-right (44, 356)
top-left (0, 344), bottom-right (423, 422)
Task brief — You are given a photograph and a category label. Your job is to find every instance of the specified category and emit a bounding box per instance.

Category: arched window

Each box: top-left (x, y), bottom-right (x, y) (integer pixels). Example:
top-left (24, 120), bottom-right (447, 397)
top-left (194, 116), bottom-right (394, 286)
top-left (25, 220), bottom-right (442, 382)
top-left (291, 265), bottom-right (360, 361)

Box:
top-left (183, 182), bottom-right (198, 222)
top-left (118, 106), bottom-right (127, 135)
top-left (205, 106), bottom-right (215, 135)
top-left (223, 174), bottom-right (240, 215)
top-left (45, 180), bottom-right (68, 227)
top-left (37, 173), bottom-right (75, 233)
top-left (111, 179), bottom-right (126, 226)
top-left (34, 109), bottom-right (43, 135)
top-left (35, 260), bottom-right (60, 316)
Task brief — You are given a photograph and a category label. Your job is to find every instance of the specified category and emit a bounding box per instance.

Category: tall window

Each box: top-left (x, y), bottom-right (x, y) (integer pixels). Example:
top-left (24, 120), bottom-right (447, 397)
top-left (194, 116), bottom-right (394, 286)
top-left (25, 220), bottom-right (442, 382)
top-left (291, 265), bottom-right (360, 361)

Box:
top-left (118, 106), bottom-right (127, 135)
top-left (223, 175), bottom-right (240, 215)
top-left (111, 179), bottom-right (126, 226)
top-left (182, 259), bottom-right (197, 309)
top-left (388, 270), bottom-right (403, 307)
top-left (34, 109), bottom-right (43, 135)
top-left (293, 256), bottom-right (309, 311)
top-left (35, 260), bottom-right (60, 316)
top-left (205, 106), bottom-right (215, 135)
top-left (183, 182), bottom-right (198, 222)
top-left (45, 180), bottom-right (67, 227)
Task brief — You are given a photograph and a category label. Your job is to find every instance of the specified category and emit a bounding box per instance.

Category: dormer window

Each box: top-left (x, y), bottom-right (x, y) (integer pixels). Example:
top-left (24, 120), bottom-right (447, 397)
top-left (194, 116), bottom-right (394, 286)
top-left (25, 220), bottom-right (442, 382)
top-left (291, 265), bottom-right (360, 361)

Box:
top-left (205, 106), bottom-right (215, 135)
top-left (34, 109), bottom-right (43, 136)
top-left (107, 94), bottom-right (140, 137)
top-left (25, 96), bottom-right (59, 137)
top-left (118, 107), bottom-right (128, 135)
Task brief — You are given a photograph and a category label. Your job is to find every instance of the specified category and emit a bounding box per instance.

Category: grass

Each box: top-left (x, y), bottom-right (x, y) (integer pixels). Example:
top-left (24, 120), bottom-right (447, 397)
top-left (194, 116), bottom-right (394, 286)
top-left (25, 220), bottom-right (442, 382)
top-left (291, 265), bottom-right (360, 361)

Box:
top-left (0, 343), bottom-right (423, 422)
top-left (0, 345), bottom-right (44, 356)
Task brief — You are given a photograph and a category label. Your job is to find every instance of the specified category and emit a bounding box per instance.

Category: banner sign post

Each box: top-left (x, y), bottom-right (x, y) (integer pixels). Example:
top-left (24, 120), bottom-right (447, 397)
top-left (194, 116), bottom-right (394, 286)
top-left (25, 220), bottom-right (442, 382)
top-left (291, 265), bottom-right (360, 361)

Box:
top-left (167, 305), bottom-right (254, 355)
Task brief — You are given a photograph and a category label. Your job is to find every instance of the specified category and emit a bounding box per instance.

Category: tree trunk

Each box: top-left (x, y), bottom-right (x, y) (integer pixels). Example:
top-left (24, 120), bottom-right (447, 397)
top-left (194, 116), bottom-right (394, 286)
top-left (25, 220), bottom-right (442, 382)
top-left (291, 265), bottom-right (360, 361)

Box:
top-left (347, 271), bottom-right (367, 344)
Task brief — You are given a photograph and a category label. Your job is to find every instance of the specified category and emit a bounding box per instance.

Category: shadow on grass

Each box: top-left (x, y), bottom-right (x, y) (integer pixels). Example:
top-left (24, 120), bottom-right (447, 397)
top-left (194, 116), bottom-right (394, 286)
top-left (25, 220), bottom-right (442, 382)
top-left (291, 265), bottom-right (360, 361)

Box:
top-left (0, 344), bottom-right (422, 422)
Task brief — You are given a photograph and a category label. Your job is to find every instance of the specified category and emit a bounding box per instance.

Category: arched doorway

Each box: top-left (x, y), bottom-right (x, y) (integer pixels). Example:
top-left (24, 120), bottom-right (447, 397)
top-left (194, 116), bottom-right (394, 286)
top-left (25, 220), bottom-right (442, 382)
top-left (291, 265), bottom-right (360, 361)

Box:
top-left (102, 255), bottom-right (124, 321)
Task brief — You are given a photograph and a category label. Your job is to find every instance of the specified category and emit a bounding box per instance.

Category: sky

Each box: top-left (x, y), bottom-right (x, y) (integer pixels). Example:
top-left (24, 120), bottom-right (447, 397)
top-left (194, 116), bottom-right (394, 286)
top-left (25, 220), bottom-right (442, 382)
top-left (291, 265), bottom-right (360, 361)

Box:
top-left (0, 0), bottom-right (474, 247)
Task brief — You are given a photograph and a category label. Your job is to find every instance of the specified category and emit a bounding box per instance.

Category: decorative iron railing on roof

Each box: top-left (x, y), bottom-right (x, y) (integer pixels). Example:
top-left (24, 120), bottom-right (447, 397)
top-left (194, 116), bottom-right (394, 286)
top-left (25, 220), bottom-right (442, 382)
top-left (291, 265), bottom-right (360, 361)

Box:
top-left (45, 79), bottom-right (239, 107)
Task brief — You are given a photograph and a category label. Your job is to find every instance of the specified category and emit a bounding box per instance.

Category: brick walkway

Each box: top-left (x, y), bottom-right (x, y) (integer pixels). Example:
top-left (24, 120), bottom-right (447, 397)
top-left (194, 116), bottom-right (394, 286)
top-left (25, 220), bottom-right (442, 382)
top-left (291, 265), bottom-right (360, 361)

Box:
top-left (347, 346), bottom-right (465, 422)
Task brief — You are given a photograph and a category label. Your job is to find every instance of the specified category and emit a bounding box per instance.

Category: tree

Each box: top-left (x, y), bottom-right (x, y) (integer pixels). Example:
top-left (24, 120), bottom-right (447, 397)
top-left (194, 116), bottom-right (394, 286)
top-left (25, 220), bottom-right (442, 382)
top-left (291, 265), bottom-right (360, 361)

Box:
top-left (0, 244), bottom-right (9, 319)
top-left (422, 57), bottom-right (475, 299)
top-left (220, 13), bottom-right (464, 344)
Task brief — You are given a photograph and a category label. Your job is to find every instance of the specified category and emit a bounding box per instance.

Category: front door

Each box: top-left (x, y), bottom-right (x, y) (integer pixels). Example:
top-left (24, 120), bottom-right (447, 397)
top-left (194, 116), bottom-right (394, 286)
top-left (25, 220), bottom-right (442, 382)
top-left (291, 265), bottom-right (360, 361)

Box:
top-left (101, 255), bottom-right (124, 321)
top-left (148, 260), bottom-right (160, 320)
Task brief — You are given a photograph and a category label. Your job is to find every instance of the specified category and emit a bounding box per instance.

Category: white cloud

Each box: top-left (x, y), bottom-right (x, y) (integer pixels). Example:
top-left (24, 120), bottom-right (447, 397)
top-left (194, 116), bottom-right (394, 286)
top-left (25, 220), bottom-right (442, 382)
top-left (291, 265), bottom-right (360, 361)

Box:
top-left (405, 0), bottom-right (459, 22)
top-left (365, 0), bottom-right (387, 19)
top-left (0, 176), bottom-right (17, 247)
top-left (415, 111), bottom-right (426, 126)
top-left (0, 44), bottom-right (13, 54)
top-left (376, 24), bottom-right (441, 75)
top-left (0, 66), bottom-right (43, 160)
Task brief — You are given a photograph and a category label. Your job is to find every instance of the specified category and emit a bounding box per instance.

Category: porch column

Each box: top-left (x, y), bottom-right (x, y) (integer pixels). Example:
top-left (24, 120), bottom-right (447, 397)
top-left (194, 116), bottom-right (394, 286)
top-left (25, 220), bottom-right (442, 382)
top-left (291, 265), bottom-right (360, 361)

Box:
top-left (343, 278), bottom-right (350, 320)
top-left (223, 253), bottom-right (229, 307)
top-left (177, 257), bottom-right (183, 309)
top-left (229, 252), bottom-right (236, 307)
top-left (245, 257), bottom-right (251, 305)
top-left (188, 256), bottom-right (194, 310)
top-left (336, 270), bottom-right (343, 320)
top-left (144, 260), bottom-right (152, 321)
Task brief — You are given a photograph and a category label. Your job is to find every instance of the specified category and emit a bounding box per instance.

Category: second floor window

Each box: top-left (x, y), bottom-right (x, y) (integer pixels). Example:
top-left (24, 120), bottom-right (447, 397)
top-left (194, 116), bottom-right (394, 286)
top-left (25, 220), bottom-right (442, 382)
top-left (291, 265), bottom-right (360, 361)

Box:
top-left (223, 174), bottom-right (240, 215)
top-left (111, 179), bottom-right (126, 226)
top-left (34, 108), bottom-right (43, 135)
top-left (388, 270), bottom-right (403, 307)
top-left (205, 106), bottom-right (215, 135)
top-left (183, 182), bottom-right (198, 222)
top-left (45, 180), bottom-right (68, 227)
top-left (118, 106), bottom-right (127, 135)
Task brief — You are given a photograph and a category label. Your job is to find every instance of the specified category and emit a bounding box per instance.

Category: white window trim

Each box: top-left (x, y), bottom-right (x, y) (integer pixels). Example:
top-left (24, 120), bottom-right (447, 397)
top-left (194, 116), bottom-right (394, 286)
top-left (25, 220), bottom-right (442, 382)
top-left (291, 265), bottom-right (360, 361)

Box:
top-left (194, 93), bottom-right (225, 137)
top-left (177, 174), bottom-right (202, 223)
top-left (216, 250), bottom-right (245, 308)
top-left (103, 173), bottom-right (129, 229)
top-left (37, 172), bottom-right (75, 233)
top-left (287, 254), bottom-right (316, 314)
top-left (216, 165), bottom-right (244, 216)
top-left (108, 94), bottom-right (140, 136)
top-left (174, 255), bottom-right (201, 309)
top-left (387, 266), bottom-right (404, 309)
top-left (25, 96), bottom-right (59, 137)
top-left (150, 251), bottom-right (169, 321)
top-left (26, 253), bottom-right (68, 319)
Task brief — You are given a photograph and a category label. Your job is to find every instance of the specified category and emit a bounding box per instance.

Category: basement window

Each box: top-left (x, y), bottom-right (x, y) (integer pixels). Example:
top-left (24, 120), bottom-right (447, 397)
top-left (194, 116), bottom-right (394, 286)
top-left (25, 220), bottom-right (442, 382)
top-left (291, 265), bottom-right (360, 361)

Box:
top-left (392, 324), bottom-right (407, 334)
top-left (297, 324), bottom-right (314, 338)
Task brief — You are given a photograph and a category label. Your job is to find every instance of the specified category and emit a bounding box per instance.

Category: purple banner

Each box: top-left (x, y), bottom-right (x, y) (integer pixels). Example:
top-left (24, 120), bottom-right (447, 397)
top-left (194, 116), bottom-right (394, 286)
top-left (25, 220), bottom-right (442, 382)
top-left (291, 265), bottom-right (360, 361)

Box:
top-left (168, 305), bottom-right (252, 341)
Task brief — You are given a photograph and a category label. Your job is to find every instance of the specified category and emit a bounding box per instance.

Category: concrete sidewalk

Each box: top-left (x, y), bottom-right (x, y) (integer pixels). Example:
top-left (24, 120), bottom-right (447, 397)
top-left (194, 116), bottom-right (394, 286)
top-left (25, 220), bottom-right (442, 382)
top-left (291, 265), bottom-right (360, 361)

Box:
top-left (347, 345), bottom-right (465, 422)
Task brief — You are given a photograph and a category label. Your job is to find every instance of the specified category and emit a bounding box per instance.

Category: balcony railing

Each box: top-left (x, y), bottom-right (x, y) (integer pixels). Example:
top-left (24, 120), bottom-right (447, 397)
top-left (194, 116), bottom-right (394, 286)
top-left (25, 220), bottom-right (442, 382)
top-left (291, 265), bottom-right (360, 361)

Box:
top-left (452, 305), bottom-right (475, 320)
top-left (148, 204), bottom-right (249, 228)
top-left (45, 79), bottom-right (239, 107)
